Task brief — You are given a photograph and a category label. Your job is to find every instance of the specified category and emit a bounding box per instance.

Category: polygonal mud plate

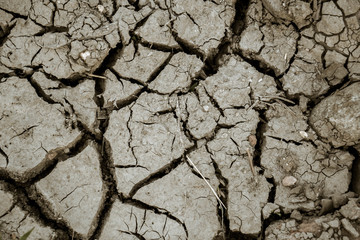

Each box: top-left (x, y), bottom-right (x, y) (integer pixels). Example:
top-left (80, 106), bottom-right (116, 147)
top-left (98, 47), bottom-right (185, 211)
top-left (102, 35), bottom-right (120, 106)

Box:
top-left (0, 77), bottom-right (80, 182)
top-left (34, 144), bottom-right (105, 239)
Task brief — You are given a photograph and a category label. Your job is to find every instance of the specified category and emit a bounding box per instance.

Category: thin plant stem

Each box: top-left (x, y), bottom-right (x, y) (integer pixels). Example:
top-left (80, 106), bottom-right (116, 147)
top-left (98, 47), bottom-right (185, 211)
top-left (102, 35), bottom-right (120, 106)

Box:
top-left (186, 156), bottom-right (227, 209)
top-left (176, 99), bottom-right (226, 209)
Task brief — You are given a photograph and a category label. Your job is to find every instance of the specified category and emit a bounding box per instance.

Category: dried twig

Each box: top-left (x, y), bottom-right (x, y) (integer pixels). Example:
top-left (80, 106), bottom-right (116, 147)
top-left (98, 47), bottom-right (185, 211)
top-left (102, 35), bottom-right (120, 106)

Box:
top-left (86, 73), bottom-right (107, 79)
top-left (176, 99), bottom-right (226, 209)
top-left (259, 95), bottom-right (295, 105)
top-left (246, 148), bottom-right (256, 177)
top-left (186, 156), bottom-right (226, 209)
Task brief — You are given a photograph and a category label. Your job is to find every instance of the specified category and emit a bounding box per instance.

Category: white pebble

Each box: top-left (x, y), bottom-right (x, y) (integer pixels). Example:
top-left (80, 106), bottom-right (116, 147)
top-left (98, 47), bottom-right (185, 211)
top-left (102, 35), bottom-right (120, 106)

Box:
top-left (299, 130), bottom-right (308, 138)
top-left (80, 51), bottom-right (90, 61)
top-left (282, 176), bottom-right (297, 187)
top-left (97, 5), bottom-right (105, 13)
top-left (203, 105), bottom-right (209, 112)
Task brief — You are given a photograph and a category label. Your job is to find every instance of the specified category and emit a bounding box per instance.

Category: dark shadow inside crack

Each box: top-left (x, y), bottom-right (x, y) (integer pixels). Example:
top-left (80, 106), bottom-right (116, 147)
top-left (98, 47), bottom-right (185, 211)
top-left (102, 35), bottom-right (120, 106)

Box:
top-left (261, 211), bottom-right (290, 240)
top-left (203, 42), bottom-right (231, 77)
top-left (126, 156), bottom-right (184, 198)
top-left (266, 177), bottom-right (276, 203)
top-left (232, 0), bottom-right (251, 36)
top-left (93, 41), bottom-right (123, 78)
top-left (226, 231), bottom-right (258, 240)
top-left (233, 49), bottom-right (277, 80)
top-left (89, 138), bottom-right (118, 240)
top-left (33, 26), bottom-right (69, 37)
top-left (139, 37), bottom-right (182, 52)
top-left (146, 52), bottom-right (174, 85)
top-left (252, 109), bottom-right (266, 168)
top-left (0, 147), bottom-right (9, 167)
top-left (0, 21), bottom-right (15, 48)
top-left (349, 146), bottom-right (360, 195)
top-left (0, 7), bottom-right (27, 19)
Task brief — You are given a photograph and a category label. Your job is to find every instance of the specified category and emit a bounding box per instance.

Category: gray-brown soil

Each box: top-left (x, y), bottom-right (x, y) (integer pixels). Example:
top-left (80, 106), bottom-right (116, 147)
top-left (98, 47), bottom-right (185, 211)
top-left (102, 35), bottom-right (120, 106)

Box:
top-left (0, 0), bottom-right (360, 239)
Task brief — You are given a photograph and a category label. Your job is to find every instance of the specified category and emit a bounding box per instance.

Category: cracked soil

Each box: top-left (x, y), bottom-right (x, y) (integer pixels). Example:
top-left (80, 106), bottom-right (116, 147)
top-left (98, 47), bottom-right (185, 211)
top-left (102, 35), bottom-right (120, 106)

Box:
top-left (0, 0), bottom-right (360, 239)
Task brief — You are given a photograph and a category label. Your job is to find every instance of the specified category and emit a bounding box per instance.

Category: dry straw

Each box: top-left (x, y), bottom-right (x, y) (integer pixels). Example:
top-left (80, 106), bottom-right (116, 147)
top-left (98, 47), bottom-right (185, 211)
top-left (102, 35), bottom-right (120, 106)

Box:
top-left (176, 99), bottom-right (226, 209)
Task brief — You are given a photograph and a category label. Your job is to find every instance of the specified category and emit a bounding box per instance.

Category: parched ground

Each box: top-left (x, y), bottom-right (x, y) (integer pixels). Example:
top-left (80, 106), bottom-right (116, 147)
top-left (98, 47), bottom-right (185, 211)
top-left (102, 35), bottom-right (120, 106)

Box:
top-left (0, 0), bottom-right (360, 239)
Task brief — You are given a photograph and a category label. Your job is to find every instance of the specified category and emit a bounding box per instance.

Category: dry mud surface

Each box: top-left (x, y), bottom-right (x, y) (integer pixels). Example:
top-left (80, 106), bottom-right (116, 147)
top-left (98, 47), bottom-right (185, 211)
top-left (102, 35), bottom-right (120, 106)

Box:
top-left (0, 0), bottom-right (360, 239)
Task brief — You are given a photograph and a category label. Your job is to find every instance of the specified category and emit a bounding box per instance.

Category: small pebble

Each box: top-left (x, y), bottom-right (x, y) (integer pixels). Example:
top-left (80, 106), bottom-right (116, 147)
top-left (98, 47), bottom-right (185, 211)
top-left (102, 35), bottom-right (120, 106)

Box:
top-left (290, 210), bottom-right (303, 221)
top-left (327, 219), bottom-right (340, 229)
top-left (97, 5), bottom-right (105, 12)
top-left (80, 51), bottom-right (90, 61)
top-left (341, 218), bottom-right (359, 237)
top-left (248, 135), bottom-right (257, 147)
top-left (299, 130), bottom-right (308, 138)
top-left (282, 176), bottom-right (297, 187)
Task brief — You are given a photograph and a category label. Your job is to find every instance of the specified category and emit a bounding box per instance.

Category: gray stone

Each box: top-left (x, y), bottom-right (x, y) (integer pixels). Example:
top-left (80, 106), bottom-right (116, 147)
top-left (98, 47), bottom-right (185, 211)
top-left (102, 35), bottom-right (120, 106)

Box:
top-left (282, 35), bottom-right (329, 97)
top-left (239, 24), bottom-right (263, 55)
top-left (290, 210), bottom-right (303, 221)
top-left (318, 231), bottom-right (331, 239)
top-left (9, 19), bottom-right (43, 37)
top-left (0, 183), bottom-right (59, 239)
top-left (316, 2), bottom-right (345, 35)
top-left (112, 6), bottom-right (153, 45)
top-left (285, 219), bottom-right (296, 229)
top-left (264, 106), bottom-right (308, 143)
top-left (341, 218), bottom-right (359, 237)
top-left (203, 57), bottom-right (250, 109)
top-left (203, 56), bottom-right (278, 110)
top-left (29, 0), bottom-right (55, 26)
top-left (338, 0), bottom-right (360, 15)
top-left (219, 108), bottom-right (258, 127)
top-left (327, 219), bottom-right (340, 229)
top-left (322, 222), bottom-right (329, 230)
top-left (0, 36), bottom-right (41, 72)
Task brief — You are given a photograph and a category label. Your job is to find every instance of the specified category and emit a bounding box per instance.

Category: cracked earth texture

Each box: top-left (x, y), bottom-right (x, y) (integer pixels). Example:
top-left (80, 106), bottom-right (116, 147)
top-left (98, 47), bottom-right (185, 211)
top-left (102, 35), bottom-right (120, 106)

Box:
top-left (0, 0), bottom-right (360, 239)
